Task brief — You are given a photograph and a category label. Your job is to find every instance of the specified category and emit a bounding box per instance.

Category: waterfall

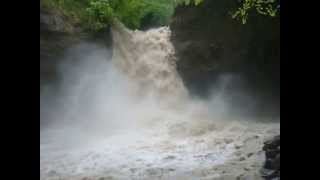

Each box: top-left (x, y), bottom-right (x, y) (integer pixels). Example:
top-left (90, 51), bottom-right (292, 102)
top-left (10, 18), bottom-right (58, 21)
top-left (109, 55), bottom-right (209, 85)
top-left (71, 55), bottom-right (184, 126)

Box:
top-left (40, 20), bottom-right (280, 180)
top-left (111, 20), bottom-right (189, 108)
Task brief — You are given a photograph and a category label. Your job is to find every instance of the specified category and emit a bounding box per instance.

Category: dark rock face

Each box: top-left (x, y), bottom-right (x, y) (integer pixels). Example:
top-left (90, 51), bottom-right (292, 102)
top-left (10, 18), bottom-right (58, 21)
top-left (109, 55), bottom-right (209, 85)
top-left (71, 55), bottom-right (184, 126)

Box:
top-left (261, 135), bottom-right (280, 179)
top-left (40, 7), bottom-right (111, 86)
top-left (40, 5), bottom-right (110, 128)
top-left (170, 0), bottom-right (280, 118)
top-left (40, 7), bottom-right (81, 85)
top-left (40, 8), bottom-right (75, 33)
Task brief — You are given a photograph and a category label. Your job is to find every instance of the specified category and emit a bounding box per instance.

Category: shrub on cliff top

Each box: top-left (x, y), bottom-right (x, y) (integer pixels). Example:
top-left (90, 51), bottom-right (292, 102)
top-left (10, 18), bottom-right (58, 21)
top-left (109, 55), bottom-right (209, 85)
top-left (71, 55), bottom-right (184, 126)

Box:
top-left (232, 0), bottom-right (279, 24)
top-left (40, 0), bottom-right (203, 31)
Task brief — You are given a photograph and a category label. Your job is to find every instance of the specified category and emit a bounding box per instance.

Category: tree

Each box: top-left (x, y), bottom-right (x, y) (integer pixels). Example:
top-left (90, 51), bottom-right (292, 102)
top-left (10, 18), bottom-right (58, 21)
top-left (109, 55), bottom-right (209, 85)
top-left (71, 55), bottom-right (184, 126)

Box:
top-left (232, 0), bottom-right (279, 24)
top-left (40, 0), bottom-right (206, 31)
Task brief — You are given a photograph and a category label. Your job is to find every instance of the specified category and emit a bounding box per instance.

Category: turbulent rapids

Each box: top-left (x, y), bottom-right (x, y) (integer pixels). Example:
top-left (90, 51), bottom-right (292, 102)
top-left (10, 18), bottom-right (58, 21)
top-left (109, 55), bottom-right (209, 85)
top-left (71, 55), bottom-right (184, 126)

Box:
top-left (40, 22), bottom-right (280, 180)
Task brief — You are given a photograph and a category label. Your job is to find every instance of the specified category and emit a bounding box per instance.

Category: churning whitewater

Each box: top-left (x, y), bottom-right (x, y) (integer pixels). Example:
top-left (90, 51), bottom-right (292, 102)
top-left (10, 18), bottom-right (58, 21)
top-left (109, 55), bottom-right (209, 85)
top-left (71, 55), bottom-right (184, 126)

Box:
top-left (40, 22), bottom-right (279, 180)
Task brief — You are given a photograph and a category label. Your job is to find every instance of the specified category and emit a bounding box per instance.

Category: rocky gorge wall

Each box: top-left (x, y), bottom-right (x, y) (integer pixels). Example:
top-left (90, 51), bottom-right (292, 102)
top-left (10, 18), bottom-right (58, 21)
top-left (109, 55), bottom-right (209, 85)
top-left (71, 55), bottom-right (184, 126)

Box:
top-left (170, 0), bottom-right (280, 118)
top-left (40, 0), bottom-right (280, 119)
top-left (40, 5), bottom-right (112, 86)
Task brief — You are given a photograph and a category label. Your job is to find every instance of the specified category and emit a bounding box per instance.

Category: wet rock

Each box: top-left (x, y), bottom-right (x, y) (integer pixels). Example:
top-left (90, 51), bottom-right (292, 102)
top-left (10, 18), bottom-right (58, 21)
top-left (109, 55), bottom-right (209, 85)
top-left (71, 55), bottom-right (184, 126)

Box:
top-left (263, 135), bottom-right (280, 151)
top-left (261, 135), bottom-right (280, 180)
top-left (265, 149), bottom-right (279, 159)
top-left (247, 152), bottom-right (254, 158)
top-left (235, 144), bottom-right (243, 149)
top-left (40, 8), bottom-right (74, 33)
top-left (265, 154), bottom-right (280, 170)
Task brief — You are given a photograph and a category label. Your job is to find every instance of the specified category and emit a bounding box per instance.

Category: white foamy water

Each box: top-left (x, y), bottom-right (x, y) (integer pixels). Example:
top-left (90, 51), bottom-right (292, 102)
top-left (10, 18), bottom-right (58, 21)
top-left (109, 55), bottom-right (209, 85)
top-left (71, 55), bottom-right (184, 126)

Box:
top-left (40, 21), bottom-right (279, 180)
top-left (41, 121), bottom-right (279, 180)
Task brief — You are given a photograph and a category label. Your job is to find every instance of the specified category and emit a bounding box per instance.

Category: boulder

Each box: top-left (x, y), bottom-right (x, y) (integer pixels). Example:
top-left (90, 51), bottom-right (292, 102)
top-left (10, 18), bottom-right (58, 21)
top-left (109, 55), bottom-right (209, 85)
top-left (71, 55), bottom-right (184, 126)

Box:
top-left (261, 135), bottom-right (280, 180)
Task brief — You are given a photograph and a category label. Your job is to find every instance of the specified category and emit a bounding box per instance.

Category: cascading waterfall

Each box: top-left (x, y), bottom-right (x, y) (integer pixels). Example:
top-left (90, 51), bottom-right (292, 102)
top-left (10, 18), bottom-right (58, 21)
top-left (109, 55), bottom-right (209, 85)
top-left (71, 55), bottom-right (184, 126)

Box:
top-left (110, 20), bottom-right (222, 137)
top-left (40, 21), bottom-right (280, 180)
top-left (111, 20), bottom-right (189, 108)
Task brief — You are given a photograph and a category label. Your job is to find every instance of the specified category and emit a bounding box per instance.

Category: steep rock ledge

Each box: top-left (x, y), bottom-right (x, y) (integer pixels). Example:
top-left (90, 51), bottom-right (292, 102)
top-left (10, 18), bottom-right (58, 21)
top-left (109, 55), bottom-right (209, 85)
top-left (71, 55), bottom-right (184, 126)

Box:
top-left (261, 135), bottom-right (280, 179)
top-left (170, 0), bottom-right (280, 118)
top-left (40, 6), bottom-right (111, 85)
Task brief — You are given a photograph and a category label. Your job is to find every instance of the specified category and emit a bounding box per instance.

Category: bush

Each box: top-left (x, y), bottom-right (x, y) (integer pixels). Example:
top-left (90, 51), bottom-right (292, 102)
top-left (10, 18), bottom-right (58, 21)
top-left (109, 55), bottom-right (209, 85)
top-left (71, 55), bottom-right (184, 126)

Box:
top-left (232, 0), bottom-right (279, 24)
top-left (41, 0), bottom-right (203, 31)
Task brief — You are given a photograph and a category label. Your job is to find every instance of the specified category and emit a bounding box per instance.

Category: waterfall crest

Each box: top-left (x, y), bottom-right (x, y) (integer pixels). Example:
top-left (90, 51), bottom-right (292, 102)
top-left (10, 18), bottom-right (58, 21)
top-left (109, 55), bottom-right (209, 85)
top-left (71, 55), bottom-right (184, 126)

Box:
top-left (111, 20), bottom-right (189, 108)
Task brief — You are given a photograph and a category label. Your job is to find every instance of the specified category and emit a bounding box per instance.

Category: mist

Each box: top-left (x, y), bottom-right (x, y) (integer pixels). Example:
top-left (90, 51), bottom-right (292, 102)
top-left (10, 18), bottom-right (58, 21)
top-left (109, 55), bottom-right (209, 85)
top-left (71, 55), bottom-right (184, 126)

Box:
top-left (41, 43), bottom-right (253, 141)
top-left (40, 24), bottom-right (279, 180)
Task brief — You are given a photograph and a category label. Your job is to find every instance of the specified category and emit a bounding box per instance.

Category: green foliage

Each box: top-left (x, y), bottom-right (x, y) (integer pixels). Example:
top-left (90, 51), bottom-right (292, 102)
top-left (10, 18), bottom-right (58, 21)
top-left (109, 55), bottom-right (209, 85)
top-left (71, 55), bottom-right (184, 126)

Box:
top-left (111, 0), bottom-right (152, 29)
top-left (86, 0), bottom-right (203, 29)
top-left (174, 0), bottom-right (203, 6)
top-left (232, 0), bottom-right (279, 24)
top-left (41, 0), bottom-right (203, 31)
top-left (86, 0), bottom-right (115, 30)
